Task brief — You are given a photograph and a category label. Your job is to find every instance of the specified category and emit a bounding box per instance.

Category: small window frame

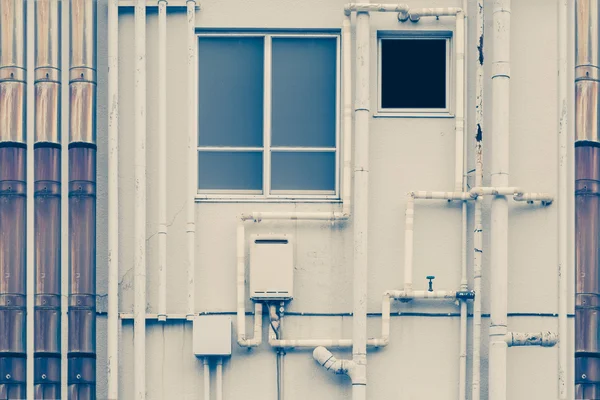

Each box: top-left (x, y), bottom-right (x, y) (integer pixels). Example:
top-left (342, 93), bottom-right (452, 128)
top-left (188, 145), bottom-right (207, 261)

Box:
top-left (376, 30), bottom-right (453, 118)
top-left (196, 32), bottom-right (341, 202)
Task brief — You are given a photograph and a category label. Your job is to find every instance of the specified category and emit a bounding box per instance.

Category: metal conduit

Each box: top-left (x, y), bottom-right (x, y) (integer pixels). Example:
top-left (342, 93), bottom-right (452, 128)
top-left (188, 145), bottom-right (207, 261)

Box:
top-left (68, 0), bottom-right (97, 397)
top-left (34, 0), bottom-right (62, 398)
top-left (576, 1), bottom-right (600, 398)
top-left (0, 0), bottom-right (27, 398)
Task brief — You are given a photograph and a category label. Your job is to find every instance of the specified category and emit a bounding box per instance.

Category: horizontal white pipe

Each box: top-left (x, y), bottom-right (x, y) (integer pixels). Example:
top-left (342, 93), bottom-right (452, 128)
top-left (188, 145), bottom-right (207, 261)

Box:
top-left (268, 293), bottom-right (393, 349)
top-left (407, 7), bottom-right (462, 22)
top-left (387, 290), bottom-right (465, 300)
top-left (505, 332), bottom-right (558, 347)
top-left (344, 2), bottom-right (409, 15)
top-left (513, 192), bottom-right (554, 204)
top-left (470, 186), bottom-right (521, 197)
top-left (410, 191), bottom-right (474, 201)
top-left (240, 212), bottom-right (348, 222)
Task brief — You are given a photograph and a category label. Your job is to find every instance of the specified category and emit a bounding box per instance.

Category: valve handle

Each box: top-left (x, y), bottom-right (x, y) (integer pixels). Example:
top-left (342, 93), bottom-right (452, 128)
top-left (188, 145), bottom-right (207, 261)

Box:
top-left (426, 276), bottom-right (435, 292)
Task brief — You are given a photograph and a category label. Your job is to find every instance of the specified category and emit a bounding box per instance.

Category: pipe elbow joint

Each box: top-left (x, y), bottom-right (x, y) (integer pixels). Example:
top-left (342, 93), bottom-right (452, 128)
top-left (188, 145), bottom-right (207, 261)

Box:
top-left (238, 336), bottom-right (262, 348)
top-left (313, 346), bottom-right (357, 378)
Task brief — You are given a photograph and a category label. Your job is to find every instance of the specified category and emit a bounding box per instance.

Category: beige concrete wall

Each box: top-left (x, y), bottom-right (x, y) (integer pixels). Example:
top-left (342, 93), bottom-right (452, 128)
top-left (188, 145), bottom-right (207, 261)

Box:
top-left (93, 0), bottom-right (575, 398)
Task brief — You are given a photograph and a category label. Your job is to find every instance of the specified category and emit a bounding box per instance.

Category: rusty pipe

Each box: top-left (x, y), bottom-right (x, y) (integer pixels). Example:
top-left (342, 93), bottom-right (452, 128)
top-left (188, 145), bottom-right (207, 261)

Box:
top-left (0, 0), bottom-right (28, 398)
top-left (68, 0), bottom-right (97, 398)
top-left (576, 0), bottom-right (600, 398)
top-left (34, 0), bottom-right (62, 398)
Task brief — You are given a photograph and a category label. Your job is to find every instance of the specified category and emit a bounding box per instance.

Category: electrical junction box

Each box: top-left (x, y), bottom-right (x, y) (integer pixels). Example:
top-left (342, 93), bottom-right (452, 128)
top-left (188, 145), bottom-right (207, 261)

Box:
top-left (193, 315), bottom-right (232, 357)
top-left (249, 233), bottom-right (294, 301)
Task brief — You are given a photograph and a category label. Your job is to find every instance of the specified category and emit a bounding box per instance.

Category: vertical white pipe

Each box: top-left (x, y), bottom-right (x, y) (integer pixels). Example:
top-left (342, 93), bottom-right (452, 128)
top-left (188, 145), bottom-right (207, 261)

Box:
top-left (134, 0), bottom-right (147, 398)
top-left (455, 10), bottom-right (466, 193)
top-left (26, 0), bottom-right (35, 397)
top-left (342, 14), bottom-right (352, 215)
top-left (157, 0), bottom-right (168, 322)
top-left (186, 0), bottom-right (197, 320)
top-left (216, 357), bottom-right (223, 400)
top-left (353, 11), bottom-right (369, 400)
top-left (107, 0), bottom-right (120, 395)
top-left (457, 8), bottom-right (468, 400)
top-left (489, 1), bottom-right (511, 399)
top-left (472, 1), bottom-right (484, 399)
top-left (61, 0), bottom-right (70, 397)
top-left (204, 358), bottom-right (210, 400)
top-left (557, 0), bottom-right (568, 398)
top-left (404, 197), bottom-right (414, 293)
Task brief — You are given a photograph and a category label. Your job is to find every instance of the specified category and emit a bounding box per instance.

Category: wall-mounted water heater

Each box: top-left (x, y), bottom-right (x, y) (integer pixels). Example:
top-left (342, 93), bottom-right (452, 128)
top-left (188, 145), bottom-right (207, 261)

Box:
top-left (249, 233), bottom-right (294, 300)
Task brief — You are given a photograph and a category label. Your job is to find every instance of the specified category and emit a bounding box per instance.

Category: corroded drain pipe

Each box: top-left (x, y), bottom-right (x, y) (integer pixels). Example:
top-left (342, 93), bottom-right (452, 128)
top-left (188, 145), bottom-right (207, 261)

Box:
top-left (68, 0), bottom-right (97, 397)
top-left (34, 0), bottom-right (62, 398)
top-left (0, 0), bottom-right (27, 397)
top-left (575, 1), bottom-right (600, 398)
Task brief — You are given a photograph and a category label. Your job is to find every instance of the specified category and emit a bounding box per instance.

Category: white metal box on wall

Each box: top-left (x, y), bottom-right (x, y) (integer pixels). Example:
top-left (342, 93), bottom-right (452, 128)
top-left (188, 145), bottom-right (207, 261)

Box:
top-left (249, 233), bottom-right (294, 300)
top-left (193, 315), bottom-right (232, 357)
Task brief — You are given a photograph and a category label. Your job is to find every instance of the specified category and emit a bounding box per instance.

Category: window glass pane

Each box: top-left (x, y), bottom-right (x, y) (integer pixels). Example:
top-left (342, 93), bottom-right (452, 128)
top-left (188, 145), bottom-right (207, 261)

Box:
top-left (271, 37), bottom-right (337, 147)
top-left (198, 151), bottom-right (263, 191)
top-left (381, 39), bottom-right (447, 109)
top-left (271, 152), bottom-right (335, 191)
top-left (198, 37), bottom-right (264, 147)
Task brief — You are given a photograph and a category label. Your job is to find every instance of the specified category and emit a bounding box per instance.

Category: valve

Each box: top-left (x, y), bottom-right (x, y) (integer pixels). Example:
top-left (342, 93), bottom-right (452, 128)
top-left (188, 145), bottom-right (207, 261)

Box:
top-left (426, 276), bottom-right (435, 292)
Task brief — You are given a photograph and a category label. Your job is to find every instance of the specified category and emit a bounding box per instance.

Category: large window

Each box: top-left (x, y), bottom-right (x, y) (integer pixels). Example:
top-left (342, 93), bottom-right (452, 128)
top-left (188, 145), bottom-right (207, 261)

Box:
top-left (197, 33), bottom-right (340, 200)
top-left (377, 32), bottom-right (451, 117)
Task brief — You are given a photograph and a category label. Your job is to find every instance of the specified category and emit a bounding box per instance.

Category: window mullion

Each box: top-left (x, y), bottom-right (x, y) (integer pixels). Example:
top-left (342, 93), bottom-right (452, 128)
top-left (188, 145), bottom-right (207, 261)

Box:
top-left (263, 35), bottom-right (272, 198)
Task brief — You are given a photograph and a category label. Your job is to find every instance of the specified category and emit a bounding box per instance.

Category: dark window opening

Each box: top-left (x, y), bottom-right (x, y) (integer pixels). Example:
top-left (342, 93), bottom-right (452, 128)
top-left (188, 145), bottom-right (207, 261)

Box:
top-left (380, 38), bottom-right (447, 110)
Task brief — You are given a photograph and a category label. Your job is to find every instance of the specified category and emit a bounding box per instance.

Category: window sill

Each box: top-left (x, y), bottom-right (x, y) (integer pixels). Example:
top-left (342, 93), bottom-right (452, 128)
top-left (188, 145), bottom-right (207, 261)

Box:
top-left (373, 111), bottom-right (455, 119)
top-left (195, 196), bottom-right (342, 204)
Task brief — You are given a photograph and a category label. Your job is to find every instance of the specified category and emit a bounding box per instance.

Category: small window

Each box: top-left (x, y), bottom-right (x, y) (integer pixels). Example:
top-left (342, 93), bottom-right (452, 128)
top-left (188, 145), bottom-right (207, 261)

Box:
top-left (197, 33), bottom-right (339, 200)
top-left (378, 33), bottom-right (451, 117)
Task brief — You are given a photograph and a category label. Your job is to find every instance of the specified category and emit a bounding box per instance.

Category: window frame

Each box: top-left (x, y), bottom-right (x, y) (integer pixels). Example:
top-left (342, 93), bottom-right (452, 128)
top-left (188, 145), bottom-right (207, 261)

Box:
top-left (196, 32), bottom-right (341, 202)
top-left (376, 30), bottom-right (453, 118)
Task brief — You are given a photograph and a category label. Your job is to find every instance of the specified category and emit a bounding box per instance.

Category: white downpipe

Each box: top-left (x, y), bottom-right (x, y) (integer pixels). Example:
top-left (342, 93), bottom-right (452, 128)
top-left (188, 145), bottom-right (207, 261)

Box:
top-left (107, 0), bottom-right (120, 395)
top-left (186, 0), bottom-right (197, 320)
top-left (455, 10), bottom-right (466, 194)
top-left (557, 0), bottom-right (568, 398)
top-left (472, 5), bottom-right (484, 400)
top-left (342, 14), bottom-right (352, 216)
top-left (157, 0), bottom-right (168, 322)
top-left (204, 358), bottom-right (210, 400)
top-left (236, 222), bottom-right (263, 347)
top-left (26, 0), bottom-right (34, 396)
top-left (216, 358), bottom-right (223, 400)
top-left (457, 9), bottom-right (467, 400)
top-left (353, 12), bottom-right (370, 400)
top-left (134, 0), bottom-right (147, 397)
top-left (489, 1), bottom-right (511, 399)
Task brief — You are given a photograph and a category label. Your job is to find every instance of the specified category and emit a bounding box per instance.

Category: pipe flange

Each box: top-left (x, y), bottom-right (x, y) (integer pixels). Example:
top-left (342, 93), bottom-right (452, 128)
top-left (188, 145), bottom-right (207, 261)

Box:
top-left (70, 67), bottom-right (97, 84)
top-left (0, 67), bottom-right (26, 83)
top-left (35, 67), bottom-right (61, 83)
